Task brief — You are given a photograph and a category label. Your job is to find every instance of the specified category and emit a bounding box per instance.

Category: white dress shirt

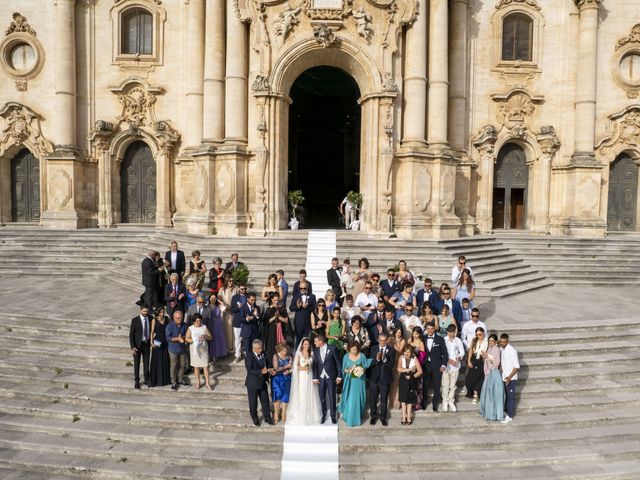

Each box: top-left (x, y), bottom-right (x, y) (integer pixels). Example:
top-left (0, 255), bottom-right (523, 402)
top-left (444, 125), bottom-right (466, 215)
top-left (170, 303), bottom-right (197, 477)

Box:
top-left (170, 251), bottom-right (177, 270)
top-left (444, 336), bottom-right (465, 372)
top-left (355, 292), bottom-right (378, 310)
top-left (400, 314), bottom-right (422, 338)
top-left (320, 344), bottom-right (328, 378)
top-left (140, 315), bottom-right (149, 342)
top-left (451, 265), bottom-right (474, 284)
top-left (462, 319), bottom-right (487, 349)
top-left (500, 344), bottom-right (520, 381)
top-left (341, 306), bottom-right (361, 328)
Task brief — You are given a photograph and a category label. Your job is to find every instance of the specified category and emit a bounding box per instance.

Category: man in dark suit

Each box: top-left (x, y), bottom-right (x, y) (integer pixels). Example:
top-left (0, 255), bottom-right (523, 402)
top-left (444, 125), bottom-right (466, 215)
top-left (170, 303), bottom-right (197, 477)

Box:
top-left (185, 294), bottom-right (211, 327)
top-left (289, 281), bottom-right (316, 348)
top-left (369, 333), bottom-right (396, 426)
top-left (379, 268), bottom-right (400, 302)
top-left (326, 257), bottom-right (342, 305)
top-left (421, 322), bottom-right (449, 412)
top-left (431, 287), bottom-right (463, 324)
top-left (312, 334), bottom-right (343, 424)
top-left (164, 273), bottom-right (187, 319)
top-left (382, 307), bottom-right (402, 337)
top-left (240, 293), bottom-right (261, 359)
top-left (292, 269), bottom-right (313, 296)
top-left (141, 249), bottom-right (162, 308)
top-left (129, 305), bottom-right (151, 389)
top-left (164, 241), bottom-right (186, 280)
top-left (230, 284), bottom-right (249, 362)
top-left (225, 253), bottom-right (244, 274)
top-left (416, 277), bottom-right (438, 311)
top-left (366, 299), bottom-right (387, 343)
top-left (244, 339), bottom-right (275, 426)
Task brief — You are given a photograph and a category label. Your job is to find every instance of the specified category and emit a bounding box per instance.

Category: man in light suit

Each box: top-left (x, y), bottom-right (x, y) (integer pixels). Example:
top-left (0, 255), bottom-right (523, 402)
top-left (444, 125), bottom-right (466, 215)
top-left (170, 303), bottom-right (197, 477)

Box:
top-left (369, 333), bottom-right (396, 426)
top-left (289, 281), bottom-right (316, 348)
top-left (312, 334), bottom-right (343, 424)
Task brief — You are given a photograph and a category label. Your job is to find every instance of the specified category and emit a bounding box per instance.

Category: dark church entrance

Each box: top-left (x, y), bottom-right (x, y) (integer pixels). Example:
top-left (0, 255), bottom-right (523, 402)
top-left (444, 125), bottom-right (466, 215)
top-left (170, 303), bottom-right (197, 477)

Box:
top-left (288, 66), bottom-right (361, 228)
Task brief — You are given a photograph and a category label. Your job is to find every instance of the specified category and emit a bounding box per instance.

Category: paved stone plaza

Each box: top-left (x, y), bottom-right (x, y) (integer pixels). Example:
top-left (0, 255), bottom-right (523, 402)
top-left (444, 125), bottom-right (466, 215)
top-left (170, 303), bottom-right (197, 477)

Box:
top-left (0, 274), bottom-right (639, 479)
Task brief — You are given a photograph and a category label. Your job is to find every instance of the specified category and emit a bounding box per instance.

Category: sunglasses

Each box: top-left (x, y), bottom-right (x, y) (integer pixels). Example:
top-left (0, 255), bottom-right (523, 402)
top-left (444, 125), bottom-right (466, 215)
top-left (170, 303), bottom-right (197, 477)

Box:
top-left (471, 314), bottom-right (479, 318)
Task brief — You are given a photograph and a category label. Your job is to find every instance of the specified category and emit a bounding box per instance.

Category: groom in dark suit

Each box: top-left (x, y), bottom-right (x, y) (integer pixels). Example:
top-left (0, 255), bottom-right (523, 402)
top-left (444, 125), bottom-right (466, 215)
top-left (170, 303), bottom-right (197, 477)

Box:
top-left (244, 339), bottom-right (275, 426)
top-left (326, 257), bottom-right (342, 305)
top-left (369, 333), bottom-right (395, 426)
top-left (312, 334), bottom-right (342, 424)
top-left (421, 322), bottom-right (449, 412)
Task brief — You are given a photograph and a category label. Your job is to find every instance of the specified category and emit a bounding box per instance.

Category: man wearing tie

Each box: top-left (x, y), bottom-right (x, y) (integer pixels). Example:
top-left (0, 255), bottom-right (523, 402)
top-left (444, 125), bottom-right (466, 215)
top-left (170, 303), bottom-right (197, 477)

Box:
top-left (185, 294), bottom-right (211, 327)
top-left (366, 299), bottom-right (387, 343)
top-left (369, 333), bottom-right (395, 426)
top-left (240, 293), bottom-right (261, 361)
top-left (326, 257), bottom-right (343, 306)
top-left (421, 322), bottom-right (449, 412)
top-left (244, 339), bottom-right (275, 426)
top-left (129, 306), bottom-right (151, 389)
top-left (289, 281), bottom-right (316, 348)
top-left (312, 334), bottom-right (343, 424)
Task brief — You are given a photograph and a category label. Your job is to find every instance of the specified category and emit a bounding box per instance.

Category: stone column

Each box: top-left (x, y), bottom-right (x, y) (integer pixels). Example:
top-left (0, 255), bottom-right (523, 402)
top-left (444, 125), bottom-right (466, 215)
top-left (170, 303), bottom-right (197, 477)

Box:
top-left (401, 0), bottom-right (427, 147)
top-left (183, 0), bottom-right (205, 148)
top-left (53, 0), bottom-right (77, 150)
top-left (428, 0), bottom-right (449, 149)
top-left (572, 0), bottom-right (599, 163)
top-left (472, 125), bottom-right (498, 233)
top-left (203, 0), bottom-right (225, 143)
top-left (448, 0), bottom-right (467, 153)
top-left (531, 127), bottom-right (560, 233)
top-left (224, 0), bottom-right (248, 144)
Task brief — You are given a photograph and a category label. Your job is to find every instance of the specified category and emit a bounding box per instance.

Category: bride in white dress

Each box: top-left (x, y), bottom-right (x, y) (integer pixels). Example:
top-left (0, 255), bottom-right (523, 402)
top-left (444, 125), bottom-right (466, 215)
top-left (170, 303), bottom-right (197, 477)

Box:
top-left (286, 337), bottom-right (322, 425)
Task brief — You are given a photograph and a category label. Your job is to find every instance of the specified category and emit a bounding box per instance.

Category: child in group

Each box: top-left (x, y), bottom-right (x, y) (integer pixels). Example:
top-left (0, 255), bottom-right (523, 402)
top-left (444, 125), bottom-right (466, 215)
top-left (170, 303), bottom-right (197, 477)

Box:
top-left (340, 258), bottom-right (354, 299)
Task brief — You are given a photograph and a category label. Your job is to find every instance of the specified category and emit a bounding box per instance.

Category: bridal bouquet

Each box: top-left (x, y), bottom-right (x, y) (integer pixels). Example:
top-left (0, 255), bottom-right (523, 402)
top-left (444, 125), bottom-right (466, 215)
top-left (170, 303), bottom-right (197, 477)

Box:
top-left (351, 365), bottom-right (365, 378)
top-left (299, 358), bottom-right (310, 368)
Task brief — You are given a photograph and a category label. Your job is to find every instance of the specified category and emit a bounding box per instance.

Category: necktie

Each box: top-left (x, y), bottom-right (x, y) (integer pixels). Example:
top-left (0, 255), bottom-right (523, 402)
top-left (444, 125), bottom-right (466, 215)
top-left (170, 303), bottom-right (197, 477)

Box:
top-left (142, 317), bottom-right (147, 340)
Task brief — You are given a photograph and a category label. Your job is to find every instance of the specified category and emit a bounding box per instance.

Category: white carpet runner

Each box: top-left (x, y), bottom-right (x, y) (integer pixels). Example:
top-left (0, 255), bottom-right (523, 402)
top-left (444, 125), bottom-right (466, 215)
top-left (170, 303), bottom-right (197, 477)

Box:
top-left (280, 230), bottom-right (339, 480)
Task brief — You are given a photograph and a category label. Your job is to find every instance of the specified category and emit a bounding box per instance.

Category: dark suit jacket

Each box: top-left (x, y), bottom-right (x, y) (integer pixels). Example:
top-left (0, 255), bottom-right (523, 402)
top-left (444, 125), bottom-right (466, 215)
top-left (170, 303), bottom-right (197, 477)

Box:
top-left (422, 334), bottom-right (449, 371)
top-left (292, 280), bottom-right (313, 296)
top-left (225, 261), bottom-right (245, 275)
top-left (380, 279), bottom-right (400, 300)
top-left (327, 268), bottom-right (342, 290)
top-left (230, 293), bottom-right (248, 328)
top-left (366, 310), bottom-right (387, 342)
top-left (185, 304), bottom-right (211, 326)
top-left (141, 257), bottom-right (160, 288)
top-left (416, 288), bottom-right (439, 310)
top-left (431, 298), bottom-right (463, 324)
top-left (289, 292), bottom-right (316, 328)
top-left (312, 343), bottom-right (343, 381)
top-left (129, 315), bottom-right (150, 349)
top-left (164, 250), bottom-right (186, 275)
top-left (239, 303), bottom-right (260, 339)
top-left (369, 344), bottom-right (396, 385)
top-left (164, 283), bottom-right (187, 313)
top-left (244, 352), bottom-right (270, 390)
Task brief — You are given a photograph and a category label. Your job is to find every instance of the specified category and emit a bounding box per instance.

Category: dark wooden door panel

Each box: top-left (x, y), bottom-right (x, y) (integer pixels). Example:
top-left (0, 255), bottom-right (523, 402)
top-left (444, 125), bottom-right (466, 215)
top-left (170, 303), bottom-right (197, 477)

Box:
top-left (11, 149), bottom-right (40, 222)
top-left (608, 155), bottom-right (638, 231)
top-left (494, 144), bottom-right (528, 230)
top-left (120, 141), bottom-right (156, 223)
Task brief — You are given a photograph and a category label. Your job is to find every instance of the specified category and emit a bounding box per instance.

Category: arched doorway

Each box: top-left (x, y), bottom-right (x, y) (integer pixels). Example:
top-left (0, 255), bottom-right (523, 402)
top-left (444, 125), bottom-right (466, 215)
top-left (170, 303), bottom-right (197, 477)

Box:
top-left (120, 141), bottom-right (156, 223)
top-left (493, 143), bottom-right (528, 229)
top-left (288, 66), bottom-right (361, 228)
top-left (11, 149), bottom-right (40, 222)
top-left (608, 154), bottom-right (638, 231)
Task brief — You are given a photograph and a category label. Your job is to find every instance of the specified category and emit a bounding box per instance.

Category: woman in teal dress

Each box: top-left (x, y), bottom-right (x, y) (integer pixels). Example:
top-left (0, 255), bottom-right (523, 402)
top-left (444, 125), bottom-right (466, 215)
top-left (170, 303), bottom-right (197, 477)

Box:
top-left (479, 334), bottom-right (505, 421)
top-left (338, 342), bottom-right (372, 427)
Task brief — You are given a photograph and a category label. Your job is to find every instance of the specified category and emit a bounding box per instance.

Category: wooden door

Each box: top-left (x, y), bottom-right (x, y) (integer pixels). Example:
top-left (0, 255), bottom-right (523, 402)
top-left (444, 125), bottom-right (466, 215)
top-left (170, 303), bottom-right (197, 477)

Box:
top-left (11, 149), bottom-right (40, 222)
top-left (493, 144), bottom-right (528, 230)
top-left (608, 155), bottom-right (638, 231)
top-left (120, 141), bottom-right (156, 223)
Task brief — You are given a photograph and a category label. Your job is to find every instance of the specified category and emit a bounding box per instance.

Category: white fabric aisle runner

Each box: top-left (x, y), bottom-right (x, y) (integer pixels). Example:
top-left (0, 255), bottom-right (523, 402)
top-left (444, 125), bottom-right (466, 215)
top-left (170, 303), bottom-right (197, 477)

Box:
top-left (280, 424), bottom-right (339, 480)
top-left (304, 230), bottom-right (337, 296)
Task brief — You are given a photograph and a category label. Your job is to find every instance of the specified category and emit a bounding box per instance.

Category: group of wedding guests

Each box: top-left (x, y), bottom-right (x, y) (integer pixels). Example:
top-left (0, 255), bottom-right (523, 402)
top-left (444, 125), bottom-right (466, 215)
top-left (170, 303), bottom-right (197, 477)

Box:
top-left (134, 243), bottom-right (520, 426)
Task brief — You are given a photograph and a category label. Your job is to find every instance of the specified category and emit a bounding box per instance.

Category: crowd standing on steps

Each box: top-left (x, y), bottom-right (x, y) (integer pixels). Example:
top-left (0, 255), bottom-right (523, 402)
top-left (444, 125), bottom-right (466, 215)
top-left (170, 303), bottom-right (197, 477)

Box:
top-left (132, 242), bottom-right (520, 426)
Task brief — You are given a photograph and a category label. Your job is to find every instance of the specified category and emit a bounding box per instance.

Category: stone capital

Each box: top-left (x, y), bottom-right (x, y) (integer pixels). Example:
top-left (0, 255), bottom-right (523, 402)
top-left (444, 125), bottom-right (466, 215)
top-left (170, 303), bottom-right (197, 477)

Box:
top-left (574, 0), bottom-right (600, 11)
top-left (537, 126), bottom-right (561, 158)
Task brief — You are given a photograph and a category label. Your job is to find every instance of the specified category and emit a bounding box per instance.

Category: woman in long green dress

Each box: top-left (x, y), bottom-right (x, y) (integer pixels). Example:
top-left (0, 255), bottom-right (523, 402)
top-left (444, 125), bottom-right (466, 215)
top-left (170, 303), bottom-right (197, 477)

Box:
top-left (326, 307), bottom-right (345, 352)
top-left (338, 342), bottom-right (372, 427)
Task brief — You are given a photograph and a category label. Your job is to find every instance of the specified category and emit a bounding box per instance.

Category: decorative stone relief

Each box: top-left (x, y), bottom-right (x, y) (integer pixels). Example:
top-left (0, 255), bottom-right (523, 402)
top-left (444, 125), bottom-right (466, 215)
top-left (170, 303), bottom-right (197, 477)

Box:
top-left (117, 86), bottom-right (156, 129)
top-left (537, 126), bottom-right (561, 157)
top-left (495, 0), bottom-right (540, 11)
top-left (5, 13), bottom-right (37, 37)
top-left (414, 166), bottom-right (431, 211)
top-left (185, 163), bottom-right (208, 209)
top-left (273, 4), bottom-right (303, 40)
top-left (574, 0), bottom-right (600, 9)
top-left (352, 7), bottom-right (372, 39)
top-left (492, 90), bottom-right (543, 140)
top-left (15, 80), bottom-right (27, 92)
top-left (617, 24), bottom-right (640, 51)
top-left (596, 106), bottom-right (640, 160)
top-left (313, 23), bottom-right (338, 47)
top-left (51, 170), bottom-right (72, 208)
top-left (382, 72), bottom-right (399, 92)
top-left (612, 24), bottom-right (640, 98)
top-left (472, 124), bottom-right (498, 157)
top-left (0, 102), bottom-right (53, 157)
top-left (441, 167), bottom-right (456, 214)
top-left (216, 163), bottom-right (236, 209)
top-left (252, 74), bottom-right (271, 92)
top-left (89, 120), bottom-right (114, 160)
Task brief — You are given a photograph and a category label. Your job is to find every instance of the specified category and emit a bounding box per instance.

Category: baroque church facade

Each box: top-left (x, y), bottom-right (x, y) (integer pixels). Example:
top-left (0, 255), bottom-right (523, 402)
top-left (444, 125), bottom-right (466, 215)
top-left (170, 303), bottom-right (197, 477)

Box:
top-left (1, 0), bottom-right (639, 238)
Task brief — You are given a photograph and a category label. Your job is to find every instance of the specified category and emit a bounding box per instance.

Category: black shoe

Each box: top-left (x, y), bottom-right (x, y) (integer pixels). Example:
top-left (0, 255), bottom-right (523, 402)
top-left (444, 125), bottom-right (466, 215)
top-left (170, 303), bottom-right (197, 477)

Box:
top-left (331, 417), bottom-right (337, 424)
top-left (433, 407), bottom-right (438, 413)
top-left (381, 419), bottom-right (388, 426)
top-left (264, 417), bottom-right (274, 426)
top-left (253, 418), bottom-right (260, 426)
top-left (321, 414), bottom-right (326, 424)
top-left (171, 383), bottom-right (178, 391)
top-left (143, 380), bottom-right (148, 386)
top-left (181, 380), bottom-right (189, 387)
top-left (370, 417), bottom-right (377, 425)
top-left (421, 403), bottom-right (427, 410)
top-left (134, 382), bottom-right (141, 390)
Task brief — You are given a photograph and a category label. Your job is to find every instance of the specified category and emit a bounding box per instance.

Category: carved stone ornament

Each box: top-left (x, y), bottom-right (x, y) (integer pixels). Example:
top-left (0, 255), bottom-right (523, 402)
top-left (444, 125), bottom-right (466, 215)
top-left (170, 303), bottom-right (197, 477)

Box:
top-left (117, 86), bottom-right (156, 129)
top-left (252, 74), bottom-right (270, 92)
top-left (89, 120), bottom-right (114, 158)
top-left (574, 0), bottom-right (600, 9)
top-left (5, 13), bottom-right (37, 37)
top-left (472, 125), bottom-right (498, 156)
top-left (596, 106), bottom-right (640, 159)
top-left (15, 80), bottom-right (27, 92)
top-left (313, 23), bottom-right (338, 47)
top-left (495, 0), bottom-right (540, 10)
top-left (493, 90), bottom-right (542, 140)
top-left (352, 7), bottom-right (372, 39)
top-left (537, 126), bottom-right (561, 157)
top-left (51, 170), bottom-right (72, 208)
top-left (273, 4), bottom-right (303, 40)
top-left (0, 102), bottom-right (53, 157)
top-left (382, 72), bottom-right (399, 92)
top-left (616, 24), bottom-right (640, 51)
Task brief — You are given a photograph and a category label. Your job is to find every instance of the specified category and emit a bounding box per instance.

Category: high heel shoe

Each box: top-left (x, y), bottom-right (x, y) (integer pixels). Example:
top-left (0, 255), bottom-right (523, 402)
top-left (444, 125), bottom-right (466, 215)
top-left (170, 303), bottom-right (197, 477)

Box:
top-left (472, 394), bottom-right (478, 405)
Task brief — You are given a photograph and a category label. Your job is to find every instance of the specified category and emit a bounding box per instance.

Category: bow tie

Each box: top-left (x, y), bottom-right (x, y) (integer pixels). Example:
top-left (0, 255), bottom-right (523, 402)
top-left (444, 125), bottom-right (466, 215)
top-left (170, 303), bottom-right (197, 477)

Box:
top-left (427, 336), bottom-right (434, 340)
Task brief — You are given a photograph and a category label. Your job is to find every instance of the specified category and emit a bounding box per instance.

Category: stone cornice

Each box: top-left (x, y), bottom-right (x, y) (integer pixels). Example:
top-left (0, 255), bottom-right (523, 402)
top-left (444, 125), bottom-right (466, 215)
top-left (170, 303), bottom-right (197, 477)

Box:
top-left (574, 0), bottom-right (600, 10)
top-left (495, 0), bottom-right (540, 11)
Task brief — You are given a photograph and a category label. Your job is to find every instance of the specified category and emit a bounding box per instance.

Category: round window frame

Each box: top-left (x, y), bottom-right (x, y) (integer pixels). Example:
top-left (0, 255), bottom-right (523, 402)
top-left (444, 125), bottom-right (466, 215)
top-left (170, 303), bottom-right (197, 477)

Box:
top-left (0, 33), bottom-right (44, 80)
top-left (612, 43), bottom-right (640, 97)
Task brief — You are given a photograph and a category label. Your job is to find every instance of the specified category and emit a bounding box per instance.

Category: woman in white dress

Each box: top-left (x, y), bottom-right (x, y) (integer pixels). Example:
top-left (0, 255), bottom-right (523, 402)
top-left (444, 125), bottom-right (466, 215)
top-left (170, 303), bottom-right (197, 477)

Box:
top-left (186, 314), bottom-right (212, 390)
top-left (286, 337), bottom-right (322, 425)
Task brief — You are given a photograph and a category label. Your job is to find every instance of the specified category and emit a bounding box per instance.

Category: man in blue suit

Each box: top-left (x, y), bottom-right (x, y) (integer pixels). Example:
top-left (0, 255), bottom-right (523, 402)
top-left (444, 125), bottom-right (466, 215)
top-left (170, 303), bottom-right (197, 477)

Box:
top-left (431, 287), bottom-right (463, 325)
top-left (289, 281), bottom-right (316, 348)
top-left (231, 284), bottom-right (248, 362)
top-left (379, 268), bottom-right (400, 302)
top-left (239, 293), bottom-right (261, 363)
top-left (416, 277), bottom-right (438, 312)
top-left (313, 334), bottom-right (343, 424)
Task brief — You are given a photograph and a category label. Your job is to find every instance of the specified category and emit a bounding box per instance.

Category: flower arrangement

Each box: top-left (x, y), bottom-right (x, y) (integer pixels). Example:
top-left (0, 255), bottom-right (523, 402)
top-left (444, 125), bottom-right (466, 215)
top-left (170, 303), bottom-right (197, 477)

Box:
top-left (346, 191), bottom-right (363, 210)
top-left (351, 365), bottom-right (365, 378)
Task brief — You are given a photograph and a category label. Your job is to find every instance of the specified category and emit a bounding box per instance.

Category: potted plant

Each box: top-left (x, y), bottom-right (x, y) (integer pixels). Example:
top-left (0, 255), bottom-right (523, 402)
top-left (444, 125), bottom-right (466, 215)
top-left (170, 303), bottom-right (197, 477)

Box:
top-left (232, 264), bottom-right (250, 286)
top-left (347, 191), bottom-right (363, 218)
top-left (288, 190), bottom-right (305, 230)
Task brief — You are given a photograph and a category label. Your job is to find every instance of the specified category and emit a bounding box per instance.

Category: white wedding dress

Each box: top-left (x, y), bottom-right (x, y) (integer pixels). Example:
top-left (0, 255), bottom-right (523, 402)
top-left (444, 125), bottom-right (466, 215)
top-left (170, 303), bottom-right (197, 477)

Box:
top-left (286, 348), bottom-right (322, 425)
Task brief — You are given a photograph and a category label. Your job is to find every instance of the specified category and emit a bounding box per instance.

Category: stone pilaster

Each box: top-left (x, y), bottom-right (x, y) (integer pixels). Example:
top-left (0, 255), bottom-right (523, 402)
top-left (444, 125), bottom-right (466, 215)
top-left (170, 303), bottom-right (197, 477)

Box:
top-left (203, 0), bottom-right (226, 144)
top-left (530, 126), bottom-right (560, 233)
top-left (472, 125), bottom-right (498, 233)
top-left (183, 0), bottom-right (205, 148)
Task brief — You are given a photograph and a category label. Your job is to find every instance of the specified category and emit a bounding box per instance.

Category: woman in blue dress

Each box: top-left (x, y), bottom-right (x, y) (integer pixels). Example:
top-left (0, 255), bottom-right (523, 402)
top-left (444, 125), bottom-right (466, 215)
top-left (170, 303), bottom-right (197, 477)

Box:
top-left (271, 342), bottom-right (292, 424)
top-left (452, 268), bottom-right (476, 308)
top-left (388, 281), bottom-right (417, 320)
top-left (479, 334), bottom-right (505, 421)
top-left (206, 294), bottom-right (228, 361)
top-left (338, 341), bottom-right (372, 427)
